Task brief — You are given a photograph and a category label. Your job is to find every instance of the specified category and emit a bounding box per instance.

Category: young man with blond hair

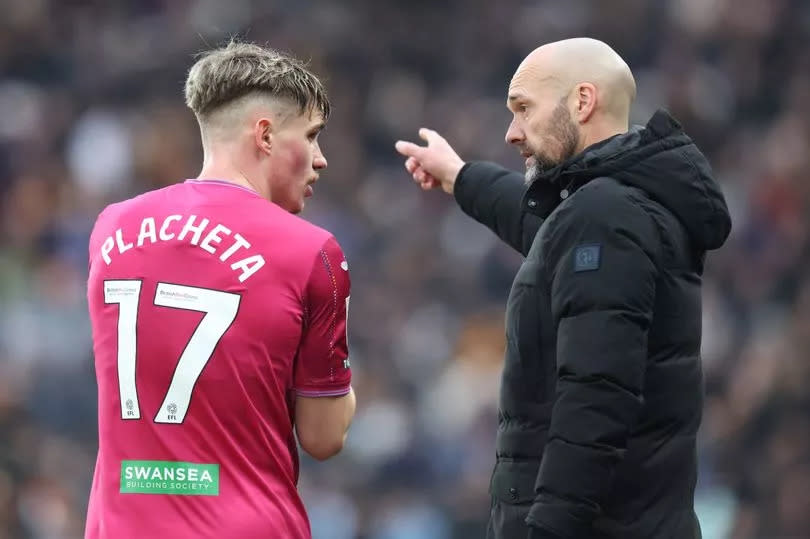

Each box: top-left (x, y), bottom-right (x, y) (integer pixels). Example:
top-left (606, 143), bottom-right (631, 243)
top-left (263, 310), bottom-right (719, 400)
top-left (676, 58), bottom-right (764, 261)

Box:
top-left (85, 41), bottom-right (356, 539)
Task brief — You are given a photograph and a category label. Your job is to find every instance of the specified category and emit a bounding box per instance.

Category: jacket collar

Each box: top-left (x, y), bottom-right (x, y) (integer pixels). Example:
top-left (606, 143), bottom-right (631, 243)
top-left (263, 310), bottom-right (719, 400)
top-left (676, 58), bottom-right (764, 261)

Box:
top-left (521, 109), bottom-right (682, 217)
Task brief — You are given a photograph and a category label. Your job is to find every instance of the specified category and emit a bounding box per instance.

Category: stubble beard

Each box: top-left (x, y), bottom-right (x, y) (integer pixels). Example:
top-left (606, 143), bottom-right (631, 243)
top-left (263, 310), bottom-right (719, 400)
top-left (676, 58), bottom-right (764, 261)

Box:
top-left (524, 103), bottom-right (580, 186)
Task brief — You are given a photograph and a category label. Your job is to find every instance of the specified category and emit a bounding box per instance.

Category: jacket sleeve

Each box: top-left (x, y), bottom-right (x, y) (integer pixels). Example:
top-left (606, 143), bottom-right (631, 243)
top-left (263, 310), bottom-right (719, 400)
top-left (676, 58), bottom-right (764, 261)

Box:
top-left (453, 161), bottom-right (543, 256)
top-left (525, 181), bottom-right (660, 538)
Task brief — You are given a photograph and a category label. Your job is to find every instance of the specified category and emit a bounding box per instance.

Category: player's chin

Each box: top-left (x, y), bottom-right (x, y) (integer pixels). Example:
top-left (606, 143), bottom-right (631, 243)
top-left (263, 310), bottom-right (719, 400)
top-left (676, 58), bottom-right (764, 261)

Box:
top-left (295, 185), bottom-right (314, 211)
top-left (277, 196), bottom-right (305, 214)
top-left (281, 187), bottom-right (311, 214)
top-left (289, 200), bottom-right (305, 214)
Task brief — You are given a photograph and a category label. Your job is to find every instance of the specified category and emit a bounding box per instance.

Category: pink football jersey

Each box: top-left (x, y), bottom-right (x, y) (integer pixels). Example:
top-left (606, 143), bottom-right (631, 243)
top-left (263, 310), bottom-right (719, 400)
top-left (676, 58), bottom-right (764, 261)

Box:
top-left (85, 180), bottom-right (351, 539)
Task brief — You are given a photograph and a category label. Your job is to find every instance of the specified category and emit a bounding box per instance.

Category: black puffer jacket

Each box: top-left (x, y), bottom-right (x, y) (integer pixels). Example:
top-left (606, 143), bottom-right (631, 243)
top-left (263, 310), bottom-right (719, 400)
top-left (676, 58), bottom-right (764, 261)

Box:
top-left (454, 110), bottom-right (731, 539)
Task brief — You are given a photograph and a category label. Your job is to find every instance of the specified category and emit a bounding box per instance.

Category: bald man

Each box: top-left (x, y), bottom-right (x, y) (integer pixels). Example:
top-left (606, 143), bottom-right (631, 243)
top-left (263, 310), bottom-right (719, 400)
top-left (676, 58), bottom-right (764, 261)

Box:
top-left (396, 38), bottom-right (731, 539)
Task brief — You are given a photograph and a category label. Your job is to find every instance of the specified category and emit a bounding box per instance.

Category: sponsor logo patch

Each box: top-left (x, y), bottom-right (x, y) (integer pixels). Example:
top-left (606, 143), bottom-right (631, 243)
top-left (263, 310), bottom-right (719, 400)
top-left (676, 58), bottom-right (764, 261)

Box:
top-left (120, 460), bottom-right (219, 496)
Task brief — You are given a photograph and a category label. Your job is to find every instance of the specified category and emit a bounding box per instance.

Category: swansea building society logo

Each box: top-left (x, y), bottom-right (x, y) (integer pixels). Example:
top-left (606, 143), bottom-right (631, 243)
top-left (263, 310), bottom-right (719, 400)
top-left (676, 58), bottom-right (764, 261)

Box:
top-left (121, 460), bottom-right (219, 496)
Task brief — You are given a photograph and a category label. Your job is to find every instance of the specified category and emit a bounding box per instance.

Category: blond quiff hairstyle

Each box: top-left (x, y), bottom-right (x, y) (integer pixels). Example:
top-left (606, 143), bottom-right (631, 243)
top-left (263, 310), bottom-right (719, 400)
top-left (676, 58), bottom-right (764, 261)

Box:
top-left (184, 40), bottom-right (330, 121)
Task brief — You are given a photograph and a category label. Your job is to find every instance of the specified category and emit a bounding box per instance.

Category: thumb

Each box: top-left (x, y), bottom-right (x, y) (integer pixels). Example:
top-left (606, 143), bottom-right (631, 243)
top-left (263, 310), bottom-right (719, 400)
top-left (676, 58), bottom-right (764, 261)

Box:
top-left (395, 140), bottom-right (423, 158)
top-left (418, 127), bottom-right (437, 144)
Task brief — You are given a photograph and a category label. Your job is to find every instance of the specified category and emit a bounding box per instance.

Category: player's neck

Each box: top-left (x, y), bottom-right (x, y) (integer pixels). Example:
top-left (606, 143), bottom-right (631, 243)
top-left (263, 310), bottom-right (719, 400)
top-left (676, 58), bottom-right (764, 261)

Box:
top-left (197, 158), bottom-right (267, 199)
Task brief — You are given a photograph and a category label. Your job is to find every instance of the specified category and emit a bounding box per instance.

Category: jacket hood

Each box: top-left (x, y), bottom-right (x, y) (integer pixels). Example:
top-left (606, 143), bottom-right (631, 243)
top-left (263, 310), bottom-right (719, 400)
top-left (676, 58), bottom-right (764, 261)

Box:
top-left (526, 109), bottom-right (732, 251)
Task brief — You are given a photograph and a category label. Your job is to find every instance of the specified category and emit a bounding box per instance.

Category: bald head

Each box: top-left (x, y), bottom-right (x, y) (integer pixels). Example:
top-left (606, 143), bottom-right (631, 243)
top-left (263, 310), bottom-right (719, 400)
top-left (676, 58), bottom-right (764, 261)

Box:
top-left (511, 38), bottom-right (636, 122)
top-left (505, 38), bottom-right (636, 181)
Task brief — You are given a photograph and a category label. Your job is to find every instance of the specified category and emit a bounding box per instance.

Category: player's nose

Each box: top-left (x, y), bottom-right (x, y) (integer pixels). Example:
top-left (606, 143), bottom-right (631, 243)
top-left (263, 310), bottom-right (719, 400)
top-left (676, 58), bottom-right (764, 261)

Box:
top-left (312, 142), bottom-right (327, 170)
top-left (313, 154), bottom-right (327, 170)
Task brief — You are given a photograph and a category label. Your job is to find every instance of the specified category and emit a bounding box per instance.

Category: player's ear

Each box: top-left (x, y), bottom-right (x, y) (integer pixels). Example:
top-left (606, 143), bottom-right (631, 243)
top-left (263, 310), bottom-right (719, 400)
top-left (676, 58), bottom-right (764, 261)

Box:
top-left (255, 118), bottom-right (273, 155)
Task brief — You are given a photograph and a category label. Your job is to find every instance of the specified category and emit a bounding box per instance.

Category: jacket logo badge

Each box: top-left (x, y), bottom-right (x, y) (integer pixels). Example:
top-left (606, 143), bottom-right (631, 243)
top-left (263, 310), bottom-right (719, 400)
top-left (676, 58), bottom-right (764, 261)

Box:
top-left (574, 244), bottom-right (601, 272)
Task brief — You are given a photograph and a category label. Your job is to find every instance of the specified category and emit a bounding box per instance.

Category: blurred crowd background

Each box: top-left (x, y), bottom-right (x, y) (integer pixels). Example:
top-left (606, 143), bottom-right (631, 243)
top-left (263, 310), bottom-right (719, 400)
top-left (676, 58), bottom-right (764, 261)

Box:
top-left (1, 0), bottom-right (809, 538)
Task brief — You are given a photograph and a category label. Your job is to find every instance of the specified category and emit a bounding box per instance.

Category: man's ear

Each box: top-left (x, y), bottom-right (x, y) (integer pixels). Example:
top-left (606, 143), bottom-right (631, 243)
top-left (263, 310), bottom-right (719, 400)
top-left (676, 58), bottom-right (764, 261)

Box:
top-left (255, 117), bottom-right (273, 155)
top-left (574, 83), bottom-right (597, 124)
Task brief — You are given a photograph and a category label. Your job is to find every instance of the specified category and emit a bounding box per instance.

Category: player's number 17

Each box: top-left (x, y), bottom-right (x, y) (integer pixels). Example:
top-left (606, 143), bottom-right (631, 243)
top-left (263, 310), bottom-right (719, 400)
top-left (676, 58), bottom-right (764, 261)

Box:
top-left (103, 280), bottom-right (241, 424)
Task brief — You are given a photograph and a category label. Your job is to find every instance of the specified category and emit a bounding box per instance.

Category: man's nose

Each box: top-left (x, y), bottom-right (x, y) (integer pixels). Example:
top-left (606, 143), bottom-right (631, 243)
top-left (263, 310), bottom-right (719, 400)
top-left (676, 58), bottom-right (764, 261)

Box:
top-left (505, 120), bottom-right (524, 145)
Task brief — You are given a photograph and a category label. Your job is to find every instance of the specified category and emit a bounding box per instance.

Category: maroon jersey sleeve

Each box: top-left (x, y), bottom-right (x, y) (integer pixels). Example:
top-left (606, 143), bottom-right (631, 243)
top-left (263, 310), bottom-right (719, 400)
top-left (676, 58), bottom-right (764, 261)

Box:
top-left (294, 235), bottom-right (352, 397)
